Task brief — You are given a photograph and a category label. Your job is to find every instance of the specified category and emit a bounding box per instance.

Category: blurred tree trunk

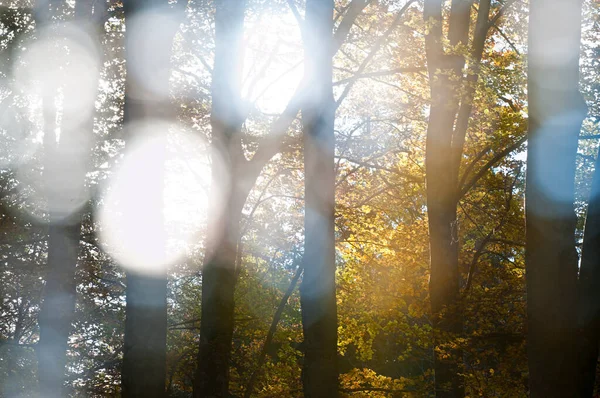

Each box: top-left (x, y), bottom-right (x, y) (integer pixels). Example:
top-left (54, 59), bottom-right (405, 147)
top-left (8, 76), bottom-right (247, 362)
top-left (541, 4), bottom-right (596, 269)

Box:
top-left (526, 0), bottom-right (586, 396)
top-left (578, 149), bottom-right (600, 396)
top-left (299, 0), bottom-right (339, 396)
top-left (120, 1), bottom-right (185, 397)
top-left (35, 0), bottom-right (102, 396)
top-left (193, 1), bottom-right (246, 396)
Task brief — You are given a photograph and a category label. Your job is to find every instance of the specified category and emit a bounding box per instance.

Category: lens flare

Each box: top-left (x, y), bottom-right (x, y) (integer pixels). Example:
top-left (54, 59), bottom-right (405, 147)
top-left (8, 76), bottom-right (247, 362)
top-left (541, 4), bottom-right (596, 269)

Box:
top-left (13, 23), bottom-right (100, 128)
top-left (97, 121), bottom-right (227, 275)
top-left (12, 22), bottom-right (99, 222)
top-left (529, 111), bottom-right (585, 216)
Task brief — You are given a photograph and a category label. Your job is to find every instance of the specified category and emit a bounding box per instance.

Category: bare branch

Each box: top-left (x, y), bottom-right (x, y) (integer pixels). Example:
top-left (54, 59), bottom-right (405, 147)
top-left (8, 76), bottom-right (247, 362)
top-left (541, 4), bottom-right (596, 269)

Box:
top-left (450, 0), bottom-right (492, 179)
top-left (579, 135), bottom-right (600, 140)
top-left (287, 0), bottom-right (303, 25)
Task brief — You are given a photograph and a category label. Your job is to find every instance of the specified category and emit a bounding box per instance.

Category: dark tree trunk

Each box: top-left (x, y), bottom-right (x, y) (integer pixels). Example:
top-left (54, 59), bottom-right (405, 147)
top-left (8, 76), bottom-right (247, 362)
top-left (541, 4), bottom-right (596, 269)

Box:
top-left (120, 1), bottom-right (185, 396)
top-left (35, 0), bottom-right (101, 396)
top-left (578, 147), bottom-right (600, 396)
top-left (37, 221), bottom-right (82, 397)
top-left (122, 274), bottom-right (168, 398)
top-left (299, 1), bottom-right (339, 397)
top-left (193, 1), bottom-right (246, 396)
top-left (194, 195), bottom-right (244, 398)
top-left (526, 0), bottom-right (586, 396)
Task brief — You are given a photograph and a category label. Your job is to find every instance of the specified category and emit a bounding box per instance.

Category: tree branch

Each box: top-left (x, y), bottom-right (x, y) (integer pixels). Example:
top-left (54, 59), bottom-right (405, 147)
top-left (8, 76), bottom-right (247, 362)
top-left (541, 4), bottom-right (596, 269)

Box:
top-left (487, 0), bottom-right (518, 29)
top-left (459, 135), bottom-right (526, 199)
top-left (333, 66), bottom-right (426, 85)
top-left (333, 0), bottom-right (371, 49)
top-left (335, 0), bottom-right (417, 108)
top-left (450, 0), bottom-right (492, 181)
top-left (245, 0), bottom-right (374, 186)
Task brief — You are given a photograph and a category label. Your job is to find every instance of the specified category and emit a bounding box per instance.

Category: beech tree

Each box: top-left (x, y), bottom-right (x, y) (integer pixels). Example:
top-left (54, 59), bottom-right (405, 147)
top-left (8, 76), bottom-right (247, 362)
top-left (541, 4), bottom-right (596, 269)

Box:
top-left (578, 140), bottom-right (600, 395)
top-left (193, 1), bottom-right (369, 395)
top-left (34, 0), bottom-right (103, 395)
top-left (526, 0), bottom-right (587, 396)
top-left (120, 0), bottom-right (186, 396)
top-left (193, 0), bottom-right (246, 396)
top-left (300, 0), bottom-right (339, 396)
top-left (422, 0), bottom-right (512, 395)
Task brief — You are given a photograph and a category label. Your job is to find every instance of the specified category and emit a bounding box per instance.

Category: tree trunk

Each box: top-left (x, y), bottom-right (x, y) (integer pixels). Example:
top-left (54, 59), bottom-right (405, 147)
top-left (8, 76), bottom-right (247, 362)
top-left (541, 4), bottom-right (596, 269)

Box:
top-left (194, 194), bottom-right (244, 397)
top-left (193, 2), bottom-right (370, 395)
top-left (36, 0), bottom-right (100, 395)
top-left (120, 1), bottom-right (185, 396)
top-left (37, 221), bottom-right (82, 397)
top-left (578, 147), bottom-right (600, 396)
top-left (526, 0), bottom-right (586, 396)
top-left (193, 1), bottom-right (246, 396)
top-left (423, 1), bottom-right (472, 396)
top-left (299, 1), bottom-right (339, 397)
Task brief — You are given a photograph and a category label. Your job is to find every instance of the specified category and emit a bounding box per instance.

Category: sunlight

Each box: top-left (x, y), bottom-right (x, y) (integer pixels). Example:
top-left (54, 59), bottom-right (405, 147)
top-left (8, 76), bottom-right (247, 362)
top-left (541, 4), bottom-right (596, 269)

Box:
top-left (96, 121), bottom-right (227, 275)
top-left (12, 22), bottom-right (99, 221)
top-left (14, 22), bottom-right (99, 132)
top-left (242, 7), bottom-right (303, 114)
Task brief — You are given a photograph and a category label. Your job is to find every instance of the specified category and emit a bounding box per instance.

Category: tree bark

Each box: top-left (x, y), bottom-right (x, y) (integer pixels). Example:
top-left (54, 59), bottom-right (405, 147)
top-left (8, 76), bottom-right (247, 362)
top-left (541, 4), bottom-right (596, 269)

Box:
top-left (578, 148), bottom-right (600, 396)
top-left (299, 1), bottom-right (339, 397)
top-left (423, 0), bottom-right (474, 396)
top-left (193, 1), bottom-right (246, 396)
top-left (120, 1), bottom-right (185, 396)
top-left (526, 0), bottom-right (586, 396)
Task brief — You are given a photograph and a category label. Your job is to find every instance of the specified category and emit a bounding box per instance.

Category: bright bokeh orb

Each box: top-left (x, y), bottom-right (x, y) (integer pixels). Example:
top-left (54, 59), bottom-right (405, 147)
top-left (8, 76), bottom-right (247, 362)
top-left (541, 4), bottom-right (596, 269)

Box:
top-left (12, 22), bottom-right (99, 222)
top-left (14, 22), bottom-right (100, 128)
top-left (96, 121), bottom-right (227, 275)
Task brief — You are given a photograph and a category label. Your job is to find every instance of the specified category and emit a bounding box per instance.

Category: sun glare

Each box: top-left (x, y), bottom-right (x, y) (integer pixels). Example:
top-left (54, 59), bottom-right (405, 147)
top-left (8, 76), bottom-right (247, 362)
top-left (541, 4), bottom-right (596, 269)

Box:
top-left (242, 8), bottom-right (303, 114)
top-left (12, 22), bottom-right (99, 222)
top-left (96, 121), bottom-right (226, 275)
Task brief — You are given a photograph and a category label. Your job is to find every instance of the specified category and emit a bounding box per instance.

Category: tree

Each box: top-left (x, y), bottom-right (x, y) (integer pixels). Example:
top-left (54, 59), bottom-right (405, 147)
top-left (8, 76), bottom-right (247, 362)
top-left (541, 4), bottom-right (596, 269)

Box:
top-left (578, 138), bottom-right (600, 396)
top-left (193, 0), bottom-right (247, 396)
top-left (193, 1), bottom-right (370, 395)
top-left (422, 0), bottom-right (498, 395)
top-left (120, 0), bottom-right (186, 396)
top-left (299, 0), bottom-right (339, 396)
top-left (35, 0), bottom-right (103, 395)
top-left (526, 0), bottom-right (587, 396)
